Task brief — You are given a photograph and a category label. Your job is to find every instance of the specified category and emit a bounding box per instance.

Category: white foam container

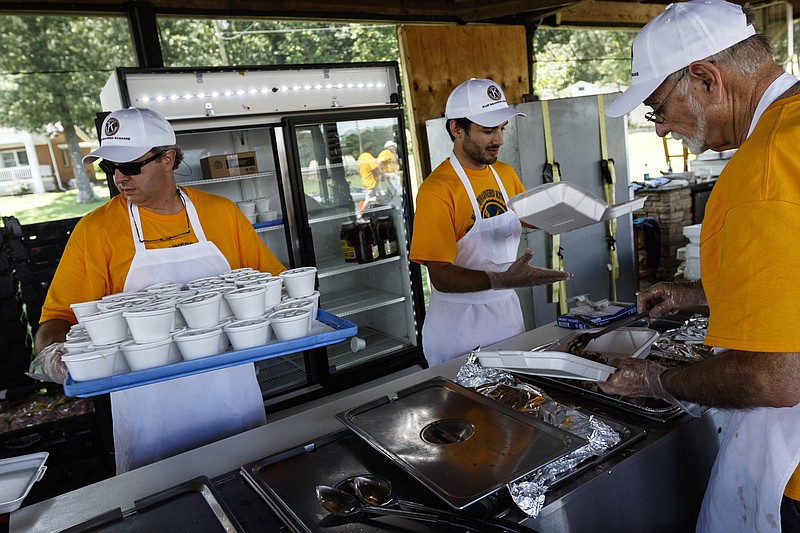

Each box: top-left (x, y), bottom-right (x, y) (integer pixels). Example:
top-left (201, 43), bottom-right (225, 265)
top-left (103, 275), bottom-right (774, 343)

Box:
top-left (683, 223), bottom-right (702, 244)
top-left (69, 299), bottom-right (101, 321)
top-left (80, 309), bottom-right (129, 345)
top-left (279, 267), bottom-right (317, 298)
top-left (224, 317), bottom-right (271, 350)
top-left (120, 338), bottom-right (176, 371)
top-left (173, 326), bottom-right (223, 360)
top-left (0, 452), bottom-right (48, 514)
top-left (123, 303), bottom-right (176, 343)
top-left (225, 285), bottom-right (267, 320)
top-left (477, 327), bottom-right (659, 381)
top-left (508, 181), bottom-right (646, 234)
top-left (268, 308), bottom-right (311, 341)
top-left (63, 346), bottom-right (124, 381)
top-left (176, 292), bottom-right (222, 329)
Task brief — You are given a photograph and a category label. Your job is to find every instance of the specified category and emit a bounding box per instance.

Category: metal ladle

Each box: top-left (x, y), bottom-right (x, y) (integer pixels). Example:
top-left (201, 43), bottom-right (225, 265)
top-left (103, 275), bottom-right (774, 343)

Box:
top-left (351, 475), bottom-right (535, 533)
top-left (315, 485), bottom-right (460, 527)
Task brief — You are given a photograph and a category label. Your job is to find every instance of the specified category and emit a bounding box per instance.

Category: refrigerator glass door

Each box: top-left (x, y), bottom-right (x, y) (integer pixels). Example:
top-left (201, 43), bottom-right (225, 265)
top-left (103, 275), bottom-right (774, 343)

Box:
top-left (281, 112), bottom-right (421, 375)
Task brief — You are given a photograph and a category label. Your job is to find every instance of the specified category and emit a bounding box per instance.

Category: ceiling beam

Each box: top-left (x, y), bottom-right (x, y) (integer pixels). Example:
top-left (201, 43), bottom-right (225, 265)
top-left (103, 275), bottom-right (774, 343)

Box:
top-left (551, 1), bottom-right (665, 27)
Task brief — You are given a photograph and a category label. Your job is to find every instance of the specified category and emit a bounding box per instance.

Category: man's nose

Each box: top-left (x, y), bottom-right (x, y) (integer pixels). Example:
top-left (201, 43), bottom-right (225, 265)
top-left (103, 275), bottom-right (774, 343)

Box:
top-left (655, 123), bottom-right (670, 137)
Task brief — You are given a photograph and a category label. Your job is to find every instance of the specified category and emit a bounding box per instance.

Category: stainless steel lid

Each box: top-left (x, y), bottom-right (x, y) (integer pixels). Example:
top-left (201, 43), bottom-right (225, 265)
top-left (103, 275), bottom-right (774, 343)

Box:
top-left (336, 378), bottom-right (585, 509)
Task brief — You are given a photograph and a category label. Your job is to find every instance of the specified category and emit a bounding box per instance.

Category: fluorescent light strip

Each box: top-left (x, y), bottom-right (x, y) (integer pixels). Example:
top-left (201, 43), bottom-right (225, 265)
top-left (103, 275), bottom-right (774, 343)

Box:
top-left (134, 81), bottom-right (387, 103)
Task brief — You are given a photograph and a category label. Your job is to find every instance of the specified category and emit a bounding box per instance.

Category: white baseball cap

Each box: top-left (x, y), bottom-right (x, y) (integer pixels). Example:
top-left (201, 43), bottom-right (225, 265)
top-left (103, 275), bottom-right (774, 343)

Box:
top-left (445, 78), bottom-right (526, 127)
top-left (605, 0), bottom-right (756, 118)
top-left (83, 107), bottom-right (176, 164)
top-left (384, 140), bottom-right (397, 149)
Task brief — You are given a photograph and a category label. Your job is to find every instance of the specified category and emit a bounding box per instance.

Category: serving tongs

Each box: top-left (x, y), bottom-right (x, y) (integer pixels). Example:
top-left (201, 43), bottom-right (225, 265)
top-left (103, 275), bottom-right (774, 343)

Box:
top-left (564, 311), bottom-right (649, 356)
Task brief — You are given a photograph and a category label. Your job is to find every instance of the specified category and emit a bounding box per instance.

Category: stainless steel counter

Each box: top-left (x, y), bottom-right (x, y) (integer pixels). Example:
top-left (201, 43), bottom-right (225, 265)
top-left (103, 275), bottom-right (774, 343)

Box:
top-left (10, 323), bottom-right (729, 532)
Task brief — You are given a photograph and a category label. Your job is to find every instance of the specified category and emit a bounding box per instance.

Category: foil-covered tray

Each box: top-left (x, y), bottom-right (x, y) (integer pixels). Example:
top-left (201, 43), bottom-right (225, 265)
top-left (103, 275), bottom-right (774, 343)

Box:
top-left (60, 476), bottom-right (244, 532)
top-left (335, 378), bottom-right (586, 509)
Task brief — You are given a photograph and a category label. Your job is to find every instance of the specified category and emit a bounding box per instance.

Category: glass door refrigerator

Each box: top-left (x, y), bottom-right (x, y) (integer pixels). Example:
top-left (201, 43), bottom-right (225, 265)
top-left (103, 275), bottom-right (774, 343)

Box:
top-left (99, 63), bottom-right (425, 409)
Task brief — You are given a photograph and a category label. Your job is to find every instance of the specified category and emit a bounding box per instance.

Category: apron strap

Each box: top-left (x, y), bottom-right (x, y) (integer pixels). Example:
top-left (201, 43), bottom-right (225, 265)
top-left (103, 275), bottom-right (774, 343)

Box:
top-left (448, 152), bottom-right (508, 221)
top-left (178, 187), bottom-right (208, 242)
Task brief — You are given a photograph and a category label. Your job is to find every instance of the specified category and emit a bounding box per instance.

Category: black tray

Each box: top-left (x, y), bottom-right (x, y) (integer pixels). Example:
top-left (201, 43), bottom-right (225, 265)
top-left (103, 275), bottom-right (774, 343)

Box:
top-left (60, 476), bottom-right (244, 532)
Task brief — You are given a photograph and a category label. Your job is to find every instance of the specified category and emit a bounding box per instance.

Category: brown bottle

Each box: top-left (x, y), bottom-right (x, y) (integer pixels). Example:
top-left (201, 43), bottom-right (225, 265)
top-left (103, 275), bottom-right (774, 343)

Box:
top-left (375, 215), bottom-right (399, 258)
top-left (355, 219), bottom-right (380, 263)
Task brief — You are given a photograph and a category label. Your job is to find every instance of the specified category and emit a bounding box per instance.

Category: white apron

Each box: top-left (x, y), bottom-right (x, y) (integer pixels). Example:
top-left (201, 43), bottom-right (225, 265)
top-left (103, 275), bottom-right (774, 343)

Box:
top-left (422, 153), bottom-right (524, 367)
top-left (111, 188), bottom-right (266, 473)
top-left (697, 72), bottom-right (800, 532)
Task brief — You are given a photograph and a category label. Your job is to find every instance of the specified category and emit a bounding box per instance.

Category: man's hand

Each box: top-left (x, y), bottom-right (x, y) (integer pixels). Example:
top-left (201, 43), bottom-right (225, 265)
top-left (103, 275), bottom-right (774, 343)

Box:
top-left (487, 249), bottom-right (571, 289)
top-left (599, 358), bottom-right (701, 416)
top-left (27, 342), bottom-right (68, 384)
top-left (637, 280), bottom-right (706, 319)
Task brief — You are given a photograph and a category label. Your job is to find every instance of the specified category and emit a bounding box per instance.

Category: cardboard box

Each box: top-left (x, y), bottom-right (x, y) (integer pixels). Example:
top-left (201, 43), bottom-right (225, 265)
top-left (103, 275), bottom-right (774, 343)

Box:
top-left (557, 302), bottom-right (637, 329)
top-left (200, 152), bottom-right (258, 179)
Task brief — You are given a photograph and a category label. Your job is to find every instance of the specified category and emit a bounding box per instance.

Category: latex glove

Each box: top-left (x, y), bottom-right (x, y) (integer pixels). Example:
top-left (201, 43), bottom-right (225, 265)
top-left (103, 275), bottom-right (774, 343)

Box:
top-left (486, 249), bottom-right (571, 289)
top-left (636, 280), bottom-right (705, 319)
top-left (598, 358), bottom-right (701, 417)
top-left (26, 342), bottom-right (67, 384)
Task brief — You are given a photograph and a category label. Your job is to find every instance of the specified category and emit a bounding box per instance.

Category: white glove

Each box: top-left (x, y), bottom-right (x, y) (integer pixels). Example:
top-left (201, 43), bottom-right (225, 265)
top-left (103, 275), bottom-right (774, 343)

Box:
top-left (486, 249), bottom-right (571, 289)
top-left (27, 342), bottom-right (67, 384)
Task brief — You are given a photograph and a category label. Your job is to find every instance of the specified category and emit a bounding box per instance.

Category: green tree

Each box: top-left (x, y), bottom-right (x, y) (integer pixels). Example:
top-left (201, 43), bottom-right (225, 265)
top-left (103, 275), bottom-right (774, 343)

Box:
top-left (158, 19), bottom-right (398, 67)
top-left (532, 28), bottom-right (635, 98)
top-left (0, 15), bottom-right (135, 203)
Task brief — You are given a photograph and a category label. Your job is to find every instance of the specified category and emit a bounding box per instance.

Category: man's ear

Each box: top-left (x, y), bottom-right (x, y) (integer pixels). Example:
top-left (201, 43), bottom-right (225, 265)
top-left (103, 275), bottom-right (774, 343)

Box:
top-left (688, 60), bottom-right (723, 100)
top-left (448, 119), bottom-right (462, 138)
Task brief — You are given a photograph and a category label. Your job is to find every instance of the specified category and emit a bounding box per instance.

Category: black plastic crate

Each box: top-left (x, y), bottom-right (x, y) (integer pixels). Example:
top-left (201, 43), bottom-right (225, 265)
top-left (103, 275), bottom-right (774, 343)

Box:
top-left (0, 412), bottom-right (103, 463)
top-left (4, 216), bottom-right (81, 247)
top-left (7, 239), bottom-right (67, 264)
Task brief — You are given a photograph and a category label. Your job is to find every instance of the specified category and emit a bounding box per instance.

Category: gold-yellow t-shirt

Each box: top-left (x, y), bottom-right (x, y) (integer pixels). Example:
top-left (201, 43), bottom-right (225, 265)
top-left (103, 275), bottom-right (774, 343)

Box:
top-left (700, 93), bottom-right (800, 499)
top-left (358, 152), bottom-right (379, 190)
top-left (40, 187), bottom-right (285, 324)
top-left (410, 158), bottom-right (525, 266)
top-left (377, 149), bottom-right (399, 173)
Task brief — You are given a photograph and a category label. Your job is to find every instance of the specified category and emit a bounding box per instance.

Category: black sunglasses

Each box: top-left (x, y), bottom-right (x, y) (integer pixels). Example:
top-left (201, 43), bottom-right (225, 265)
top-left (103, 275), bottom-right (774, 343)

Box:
top-left (99, 150), bottom-right (166, 176)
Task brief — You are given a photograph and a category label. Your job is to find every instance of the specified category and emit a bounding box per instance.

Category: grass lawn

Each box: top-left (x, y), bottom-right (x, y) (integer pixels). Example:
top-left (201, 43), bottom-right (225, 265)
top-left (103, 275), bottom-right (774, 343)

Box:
top-left (0, 184), bottom-right (111, 225)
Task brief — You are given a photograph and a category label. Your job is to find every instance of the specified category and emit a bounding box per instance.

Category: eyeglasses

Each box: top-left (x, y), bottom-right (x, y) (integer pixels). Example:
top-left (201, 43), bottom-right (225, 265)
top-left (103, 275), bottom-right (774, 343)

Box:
top-left (130, 190), bottom-right (191, 244)
top-left (644, 71), bottom-right (687, 124)
top-left (99, 150), bottom-right (166, 176)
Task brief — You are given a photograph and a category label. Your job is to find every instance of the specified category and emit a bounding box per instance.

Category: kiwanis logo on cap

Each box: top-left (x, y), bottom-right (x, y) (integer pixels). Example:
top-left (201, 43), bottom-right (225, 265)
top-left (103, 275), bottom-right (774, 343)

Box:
top-left (104, 118), bottom-right (121, 137)
top-left (487, 85), bottom-right (502, 101)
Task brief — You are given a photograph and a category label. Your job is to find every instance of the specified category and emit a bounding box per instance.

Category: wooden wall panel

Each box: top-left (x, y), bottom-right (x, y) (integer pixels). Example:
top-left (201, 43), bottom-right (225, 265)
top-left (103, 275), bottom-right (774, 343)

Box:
top-left (397, 24), bottom-right (528, 184)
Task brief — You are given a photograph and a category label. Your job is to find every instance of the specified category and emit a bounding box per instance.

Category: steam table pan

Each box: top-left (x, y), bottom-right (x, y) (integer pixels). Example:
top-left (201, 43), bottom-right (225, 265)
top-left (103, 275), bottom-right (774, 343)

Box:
top-left (335, 378), bottom-right (586, 509)
top-left (59, 476), bottom-right (243, 532)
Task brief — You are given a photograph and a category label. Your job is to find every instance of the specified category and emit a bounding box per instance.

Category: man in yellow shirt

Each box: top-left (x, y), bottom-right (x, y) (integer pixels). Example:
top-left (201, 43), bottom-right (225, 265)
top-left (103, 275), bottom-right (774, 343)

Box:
top-left (409, 78), bottom-right (570, 366)
top-left (31, 107), bottom-right (285, 473)
top-left (601, 2), bottom-right (800, 530)
top-left (377, 140), bottom-right (402, 202)
top-left (357, 141), bottom-right (382, 214)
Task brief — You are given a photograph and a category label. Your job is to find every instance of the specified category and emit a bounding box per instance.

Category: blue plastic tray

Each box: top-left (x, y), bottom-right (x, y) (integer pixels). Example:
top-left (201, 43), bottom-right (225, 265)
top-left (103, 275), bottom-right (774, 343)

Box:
top-left (63, 310), bottom-right (356, 398)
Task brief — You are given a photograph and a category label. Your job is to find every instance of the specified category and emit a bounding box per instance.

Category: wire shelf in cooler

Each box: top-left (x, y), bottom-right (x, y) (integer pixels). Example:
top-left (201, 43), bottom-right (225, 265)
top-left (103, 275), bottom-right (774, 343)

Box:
top-left (327, 328), bottom-right (407, 372)
top-left (316, 255), bottom-right (400, 278)
top-left (308, 204), bottom-right (395, 225)
top-left (178, 170), bottom-right (277, 187)
top-left (322, 287), bottom-right (406, 317)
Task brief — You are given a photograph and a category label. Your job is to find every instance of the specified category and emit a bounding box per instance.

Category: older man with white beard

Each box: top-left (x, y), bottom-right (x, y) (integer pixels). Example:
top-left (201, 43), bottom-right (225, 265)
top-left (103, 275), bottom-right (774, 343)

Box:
top-left (602, 1), bottom-right (800, 531)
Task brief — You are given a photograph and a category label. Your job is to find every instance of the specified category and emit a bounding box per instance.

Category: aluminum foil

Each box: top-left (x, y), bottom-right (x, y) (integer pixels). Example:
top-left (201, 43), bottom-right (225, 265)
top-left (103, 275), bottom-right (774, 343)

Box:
top-left (651, 314), bottom-right (714, 361)
top-left (456, 353), bottom-right (621, 518)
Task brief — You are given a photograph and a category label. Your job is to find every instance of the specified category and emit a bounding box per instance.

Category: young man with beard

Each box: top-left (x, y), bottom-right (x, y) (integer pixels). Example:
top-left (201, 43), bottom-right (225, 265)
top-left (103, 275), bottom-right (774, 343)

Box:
top-left (602, 1), bottom-right (800, 530)
top-left (409, 78), bottom-right (570, 367)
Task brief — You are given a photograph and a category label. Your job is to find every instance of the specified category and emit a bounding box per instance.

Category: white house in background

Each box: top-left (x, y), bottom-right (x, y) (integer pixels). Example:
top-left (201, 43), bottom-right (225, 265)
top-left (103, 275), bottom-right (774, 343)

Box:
top-left (0, 126), bottom-right (98, 196)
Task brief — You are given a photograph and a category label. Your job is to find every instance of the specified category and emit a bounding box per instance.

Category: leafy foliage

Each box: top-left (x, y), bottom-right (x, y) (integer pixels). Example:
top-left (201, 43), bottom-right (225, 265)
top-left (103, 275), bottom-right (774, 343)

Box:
top-left (158, 19), bottom-right (398, 67)
top-left (532, 28), bottom-right (636, 98)
top-left (0, 15), bottom-right (135, 202)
